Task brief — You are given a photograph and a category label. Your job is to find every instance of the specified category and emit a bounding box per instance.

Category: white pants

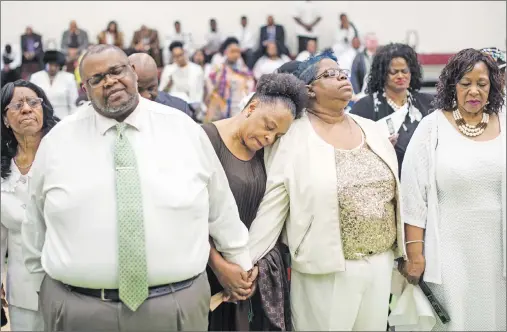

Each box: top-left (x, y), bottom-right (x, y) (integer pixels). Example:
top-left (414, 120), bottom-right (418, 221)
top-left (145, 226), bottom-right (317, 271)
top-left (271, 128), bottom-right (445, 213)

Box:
top-left (8, 305), bottom-right (44, 331)
top-left (291, 250), bottom-right (394, 331)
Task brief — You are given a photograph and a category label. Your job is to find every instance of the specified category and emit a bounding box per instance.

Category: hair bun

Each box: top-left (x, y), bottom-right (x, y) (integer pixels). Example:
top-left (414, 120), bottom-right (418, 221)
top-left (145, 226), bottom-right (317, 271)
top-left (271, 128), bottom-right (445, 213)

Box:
top-left (256, 73), bottom-right (308, 118)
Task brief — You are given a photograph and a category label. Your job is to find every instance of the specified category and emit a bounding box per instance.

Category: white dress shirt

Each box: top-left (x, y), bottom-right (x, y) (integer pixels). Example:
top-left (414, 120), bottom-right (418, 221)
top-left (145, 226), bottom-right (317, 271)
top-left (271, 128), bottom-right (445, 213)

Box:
top-left (338, 47), bottom-right (361, 72)
top-left (158, 62), bottom-right (204, 103)
top-left (333, 26), bottom-right (358, 57)
top-left (295, 50), bottom-right (316, 62)
top-left (253, 55), bottom-right (290, 80)
top-left (294, 1), bottom-right (320, 38)
top-left (21, 96), bottom-right (252, 290)
top-left (1, 43), bottom-right (22, 71)
top-left (30, 70), bottom-right (78, 120)
top-left (204, 31), bottom-right (224, 55)
top-left (163, 31), bottom-right (194, 65)
top-left (1, 162), bottom-right (40, 311)
top-left (235, 27), bottom-right (256, 51)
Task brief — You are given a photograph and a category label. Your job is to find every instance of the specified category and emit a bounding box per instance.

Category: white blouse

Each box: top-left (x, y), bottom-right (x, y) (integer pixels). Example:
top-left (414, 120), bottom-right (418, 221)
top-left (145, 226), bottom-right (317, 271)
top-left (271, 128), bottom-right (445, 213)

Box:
top-left (1, 161), bottom-right (40, 311)
top-left (252, 55), bottom-right (290, 81)
top-left (30, 70), bottom-right (78, 120)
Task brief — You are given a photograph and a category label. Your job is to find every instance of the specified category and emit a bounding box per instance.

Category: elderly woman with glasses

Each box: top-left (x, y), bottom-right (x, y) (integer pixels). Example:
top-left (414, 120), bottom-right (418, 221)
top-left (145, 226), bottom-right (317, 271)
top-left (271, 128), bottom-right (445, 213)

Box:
top-left (1, 80), bottom-right (58, 331)
top-left (247, 50), bottom-right (406, 331)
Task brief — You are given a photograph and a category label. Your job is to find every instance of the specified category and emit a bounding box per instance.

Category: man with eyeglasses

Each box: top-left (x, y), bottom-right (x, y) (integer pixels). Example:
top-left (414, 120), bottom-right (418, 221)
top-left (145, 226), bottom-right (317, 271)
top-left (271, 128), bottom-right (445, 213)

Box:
top-left (128, 52), bottom-right (194, 120)
top-left (22, 44), bottom-right (253, 330)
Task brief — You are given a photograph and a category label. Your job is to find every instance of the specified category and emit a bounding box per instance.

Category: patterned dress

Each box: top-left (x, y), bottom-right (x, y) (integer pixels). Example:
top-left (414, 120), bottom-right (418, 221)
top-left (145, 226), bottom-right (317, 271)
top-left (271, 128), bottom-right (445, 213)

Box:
top-left (205, 62), bottom-right (255, 121)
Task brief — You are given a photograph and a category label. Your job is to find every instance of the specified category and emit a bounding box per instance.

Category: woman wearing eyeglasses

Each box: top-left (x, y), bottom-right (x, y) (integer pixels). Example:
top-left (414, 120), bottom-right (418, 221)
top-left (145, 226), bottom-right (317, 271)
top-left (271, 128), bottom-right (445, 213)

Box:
top-left (350, 43), bottom-right (433, 178)
top-left (1, 80), bottom-right (58, 331)
top-left (248, 50), bottom-right (405, 331)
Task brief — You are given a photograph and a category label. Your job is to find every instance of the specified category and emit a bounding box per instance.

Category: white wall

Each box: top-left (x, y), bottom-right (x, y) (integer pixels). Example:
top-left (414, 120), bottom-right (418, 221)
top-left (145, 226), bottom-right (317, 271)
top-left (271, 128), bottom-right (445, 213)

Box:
top-left (1, 1), bottom-right (505, 54)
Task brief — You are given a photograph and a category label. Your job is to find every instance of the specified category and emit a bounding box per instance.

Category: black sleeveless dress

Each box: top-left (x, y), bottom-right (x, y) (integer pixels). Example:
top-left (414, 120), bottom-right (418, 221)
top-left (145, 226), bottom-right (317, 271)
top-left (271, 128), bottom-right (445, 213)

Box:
top-left (202, 123), bottom-right (267, 331)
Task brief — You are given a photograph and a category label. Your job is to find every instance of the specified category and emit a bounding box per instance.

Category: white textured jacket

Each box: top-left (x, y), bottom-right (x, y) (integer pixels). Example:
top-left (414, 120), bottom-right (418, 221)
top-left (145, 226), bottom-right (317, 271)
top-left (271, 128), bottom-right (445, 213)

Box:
top-left (248, 112), bottom-right (406, 274)
top-left (401, 110), bottom-right (506, 283)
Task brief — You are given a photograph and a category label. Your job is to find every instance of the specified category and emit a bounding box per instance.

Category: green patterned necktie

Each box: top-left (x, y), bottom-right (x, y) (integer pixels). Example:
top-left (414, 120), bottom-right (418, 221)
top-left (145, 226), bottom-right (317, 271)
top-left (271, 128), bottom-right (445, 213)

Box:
top-left (114, 122), bottom-right (149, 312)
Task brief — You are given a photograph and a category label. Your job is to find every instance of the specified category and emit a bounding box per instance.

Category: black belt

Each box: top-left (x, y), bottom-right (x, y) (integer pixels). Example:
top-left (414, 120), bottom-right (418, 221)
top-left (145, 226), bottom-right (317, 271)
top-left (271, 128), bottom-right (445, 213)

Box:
top-left (65, 273), bottom-right (200, 302)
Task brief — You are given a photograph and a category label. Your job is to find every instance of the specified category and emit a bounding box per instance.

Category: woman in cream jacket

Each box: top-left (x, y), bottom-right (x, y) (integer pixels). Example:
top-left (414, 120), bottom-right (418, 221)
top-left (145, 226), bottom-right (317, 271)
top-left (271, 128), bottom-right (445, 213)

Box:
top-left (248, 50), bottom-right (406, 331)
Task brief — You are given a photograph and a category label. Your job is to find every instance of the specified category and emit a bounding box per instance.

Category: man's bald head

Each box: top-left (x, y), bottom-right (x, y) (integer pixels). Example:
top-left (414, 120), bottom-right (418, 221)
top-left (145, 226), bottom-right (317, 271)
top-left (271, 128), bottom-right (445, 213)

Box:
top-left (129, 53), bottom-right (158, 80)
top-left (128, 53), bottom-right (159, 100)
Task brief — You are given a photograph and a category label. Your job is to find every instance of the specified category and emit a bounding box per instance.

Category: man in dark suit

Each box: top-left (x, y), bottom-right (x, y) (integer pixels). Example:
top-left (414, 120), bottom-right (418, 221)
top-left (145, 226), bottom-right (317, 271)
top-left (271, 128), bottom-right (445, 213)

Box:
top-left (256, 15), bottom-right (290, 61)
top-left (128, 53), bottom-right (194, 120)
top-left (20, 26), bottom-right (44, 74)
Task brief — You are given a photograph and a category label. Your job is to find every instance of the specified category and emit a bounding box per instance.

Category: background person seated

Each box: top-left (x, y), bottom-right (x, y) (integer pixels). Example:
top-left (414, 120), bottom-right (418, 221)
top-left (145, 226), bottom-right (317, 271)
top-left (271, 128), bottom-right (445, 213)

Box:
top-left (30, 50), bottom-right (78, 120)
top-left (97, 21), bottom-right (124, 48)
top-left (253, 41), bottom-right (290, 81)
top-left (256, 15), bottom-right (290, 61)
top-left (60, 20), bottom-right (89, 72)
top-left (129, 25), bottom-right (162, 67)
top-left (20, 26), bottom-right (44, 78)
top-left (1, 44), bottom-right (21, 86)
top-left (295, 39), bottom-right (318, 61)
top-left (159, 41), bottom-right (204, 105)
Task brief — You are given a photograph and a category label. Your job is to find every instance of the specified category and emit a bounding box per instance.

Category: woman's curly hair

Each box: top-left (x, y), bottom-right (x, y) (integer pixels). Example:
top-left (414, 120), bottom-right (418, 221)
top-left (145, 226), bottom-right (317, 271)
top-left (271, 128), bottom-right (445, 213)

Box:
top-left (432, 48), bottom-right (505, 114)
top-left (1, 80), bottom-right (59, 179)
top-left (246, 73), bottom-right (308, 119)
top-left (366, 43), bottom-right (423, 94)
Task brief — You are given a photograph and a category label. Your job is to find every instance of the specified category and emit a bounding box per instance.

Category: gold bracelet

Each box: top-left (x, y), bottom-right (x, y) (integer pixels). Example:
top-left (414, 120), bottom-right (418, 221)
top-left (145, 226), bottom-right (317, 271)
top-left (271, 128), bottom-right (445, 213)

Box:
top-left (406, 240), bottom-right (424, 245)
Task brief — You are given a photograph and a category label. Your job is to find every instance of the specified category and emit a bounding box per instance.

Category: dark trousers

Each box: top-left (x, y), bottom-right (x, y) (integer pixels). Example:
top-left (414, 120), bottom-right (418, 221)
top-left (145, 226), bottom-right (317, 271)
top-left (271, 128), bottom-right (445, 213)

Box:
top-left (297, 36), bottom-right (317, 54)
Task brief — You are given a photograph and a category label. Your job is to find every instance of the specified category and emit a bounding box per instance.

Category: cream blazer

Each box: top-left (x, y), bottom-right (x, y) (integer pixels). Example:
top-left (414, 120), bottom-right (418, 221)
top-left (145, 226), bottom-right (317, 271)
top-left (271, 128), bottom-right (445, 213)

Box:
top-left (248, 112), bottom-right (406, 274)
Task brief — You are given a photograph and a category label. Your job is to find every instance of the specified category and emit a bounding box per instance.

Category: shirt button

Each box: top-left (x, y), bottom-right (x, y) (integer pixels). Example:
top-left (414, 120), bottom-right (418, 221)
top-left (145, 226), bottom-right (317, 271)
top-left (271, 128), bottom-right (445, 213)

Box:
top-left (21, 204), bottom-right (26, 209)
top-left (19, 177), bottom-right (26, 184)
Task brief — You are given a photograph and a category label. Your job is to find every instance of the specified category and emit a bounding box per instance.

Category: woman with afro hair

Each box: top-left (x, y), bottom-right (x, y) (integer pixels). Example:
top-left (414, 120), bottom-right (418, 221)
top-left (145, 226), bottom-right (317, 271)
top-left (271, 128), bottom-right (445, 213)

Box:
top-left (350, 43), bottom-right (433, 177)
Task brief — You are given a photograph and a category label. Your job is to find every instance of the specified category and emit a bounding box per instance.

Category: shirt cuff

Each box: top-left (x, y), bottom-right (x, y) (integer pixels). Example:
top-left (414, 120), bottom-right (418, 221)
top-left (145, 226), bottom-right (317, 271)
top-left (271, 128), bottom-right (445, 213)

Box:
top-left (223, 251), bottom-right (253, 272)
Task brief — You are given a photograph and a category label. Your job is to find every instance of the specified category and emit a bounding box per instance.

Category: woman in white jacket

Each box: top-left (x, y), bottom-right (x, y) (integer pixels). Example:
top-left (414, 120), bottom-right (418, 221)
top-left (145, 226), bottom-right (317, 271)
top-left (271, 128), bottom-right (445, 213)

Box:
top-left (400, 49), bottom-right (506, 331)
top-left (248, 50), bottom-right (406, 331)
top-left (1, 80), bottom-right (59, 331)
top-left (30, 50), bottom-right (78, 120)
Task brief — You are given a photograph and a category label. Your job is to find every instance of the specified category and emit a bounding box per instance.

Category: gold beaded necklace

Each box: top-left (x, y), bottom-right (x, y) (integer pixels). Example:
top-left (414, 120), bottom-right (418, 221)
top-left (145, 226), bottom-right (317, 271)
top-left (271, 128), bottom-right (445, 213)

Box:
top-left (452, 109), bottom-right (489, 137)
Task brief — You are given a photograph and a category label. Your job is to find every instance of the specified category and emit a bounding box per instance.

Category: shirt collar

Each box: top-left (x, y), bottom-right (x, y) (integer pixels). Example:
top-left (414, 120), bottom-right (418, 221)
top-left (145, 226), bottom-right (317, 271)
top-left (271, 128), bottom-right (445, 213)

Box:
top-left (95, 94), bottom-right (145, 135)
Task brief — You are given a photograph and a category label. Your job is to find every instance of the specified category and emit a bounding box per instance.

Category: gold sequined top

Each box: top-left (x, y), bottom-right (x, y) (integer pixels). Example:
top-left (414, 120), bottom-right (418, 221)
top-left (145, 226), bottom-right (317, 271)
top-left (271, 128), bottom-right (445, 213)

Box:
top-left (335, 137), bottom-right (397, 260)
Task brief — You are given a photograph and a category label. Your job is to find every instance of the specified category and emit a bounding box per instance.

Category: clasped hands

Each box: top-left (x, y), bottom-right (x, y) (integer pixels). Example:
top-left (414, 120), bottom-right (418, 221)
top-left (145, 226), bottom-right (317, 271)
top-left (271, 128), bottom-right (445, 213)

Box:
top-left (215, 259), bottom-right (259, 303)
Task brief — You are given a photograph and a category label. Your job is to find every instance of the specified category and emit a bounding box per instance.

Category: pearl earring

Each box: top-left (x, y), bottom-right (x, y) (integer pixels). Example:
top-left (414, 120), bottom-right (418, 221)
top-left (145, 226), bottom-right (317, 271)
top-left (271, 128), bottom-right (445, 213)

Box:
top-left (309, 92), bottom-right (316, 98)
top-left (452, 98), bottom-right (457, 108)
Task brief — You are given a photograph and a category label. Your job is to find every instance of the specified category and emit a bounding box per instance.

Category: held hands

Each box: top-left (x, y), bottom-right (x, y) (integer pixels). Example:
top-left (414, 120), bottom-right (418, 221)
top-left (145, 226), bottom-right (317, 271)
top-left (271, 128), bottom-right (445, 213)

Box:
top-left (219, 264), bottom-right (259, 303)
top-left (399, 253), bottom-right (426, 285)
top-left (1, 284), bottom-right (6, 308)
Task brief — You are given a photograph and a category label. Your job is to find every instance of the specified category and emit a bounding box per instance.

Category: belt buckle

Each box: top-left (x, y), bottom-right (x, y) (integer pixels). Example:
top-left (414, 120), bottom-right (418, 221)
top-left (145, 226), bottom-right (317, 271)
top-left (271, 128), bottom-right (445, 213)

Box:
top-left (100, 289), bottom-right (112, 302)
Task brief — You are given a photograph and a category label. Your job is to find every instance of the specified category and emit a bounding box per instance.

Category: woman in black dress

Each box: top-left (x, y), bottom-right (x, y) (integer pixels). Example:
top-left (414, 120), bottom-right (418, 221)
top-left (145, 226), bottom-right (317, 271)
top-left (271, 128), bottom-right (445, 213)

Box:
top-left (350, 43), bottom-right (434, 177)
top-left (203, 72), bottom-right (307, 331)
